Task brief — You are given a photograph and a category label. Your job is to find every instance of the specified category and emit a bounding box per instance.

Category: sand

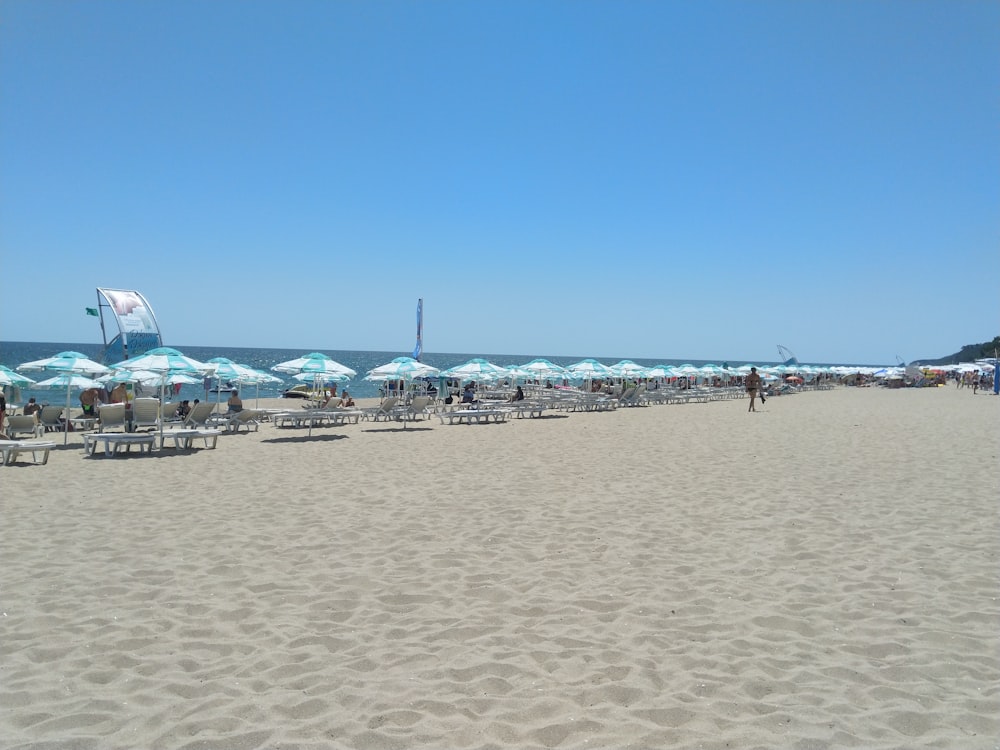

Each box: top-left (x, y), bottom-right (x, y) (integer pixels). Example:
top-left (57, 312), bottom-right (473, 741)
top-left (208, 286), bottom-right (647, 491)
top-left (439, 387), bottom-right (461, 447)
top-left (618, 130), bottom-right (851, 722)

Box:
top-left (1, 386), bottom-right (998, 749)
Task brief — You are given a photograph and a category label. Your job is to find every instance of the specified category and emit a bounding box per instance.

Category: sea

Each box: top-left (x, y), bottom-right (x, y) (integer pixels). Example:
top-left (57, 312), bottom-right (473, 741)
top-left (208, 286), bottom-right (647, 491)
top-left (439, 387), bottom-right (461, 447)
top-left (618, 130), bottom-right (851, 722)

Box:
top-left (0, 340), bottom-right (840, 406)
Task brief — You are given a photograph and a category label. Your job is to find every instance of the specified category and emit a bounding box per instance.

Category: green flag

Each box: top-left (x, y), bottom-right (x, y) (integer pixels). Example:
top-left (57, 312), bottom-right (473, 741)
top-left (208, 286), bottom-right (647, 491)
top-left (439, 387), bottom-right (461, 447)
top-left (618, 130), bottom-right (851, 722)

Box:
top-left (86, 307), bottom-right (99, 317)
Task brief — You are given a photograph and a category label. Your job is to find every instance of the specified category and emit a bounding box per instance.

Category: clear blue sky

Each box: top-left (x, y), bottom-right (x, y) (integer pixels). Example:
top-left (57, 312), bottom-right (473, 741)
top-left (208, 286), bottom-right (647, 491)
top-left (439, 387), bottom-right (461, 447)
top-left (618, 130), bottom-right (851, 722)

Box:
top-left (1, 0), bottom-right (997, 365)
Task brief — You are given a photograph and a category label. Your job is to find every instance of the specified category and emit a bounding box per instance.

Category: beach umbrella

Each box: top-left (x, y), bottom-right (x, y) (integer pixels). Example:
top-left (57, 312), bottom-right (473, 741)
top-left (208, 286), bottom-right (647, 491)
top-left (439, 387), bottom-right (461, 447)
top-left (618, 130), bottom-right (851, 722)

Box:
top-left (272, 353), bottom-right (357, 401)
top-left (272, 352), bottom-right (357, 378)
top-left (365, 357), bottom-right (440, 381)
top-left (0, 364), bottom-right (36, 388)
top-left (206, 357), bottom-right (265, 408)
top-left (33, 373), bottom-right (105, 444)
top-left (18, 351), bottom-right (111, 444)
top-left (517, 358), bottom-right (568, 391)
top-left (110, 347), bottom-right (213, 444)
top-left (566, 359), bottom-right (613, 381)
top-left (111, 346), bottom-right (210, 375)
top-left (608, 360), bottom-right (647, 377)
top-left (18, 350), bottom-right (111, 377)
top-left (441, 358), bottom-right (508, 382)
top-left (365, 357), bottom-right (440, 400)
top-left (644, 365), bottom-right (678, 380)
top-left (233, 366), bottom-right (282, 408)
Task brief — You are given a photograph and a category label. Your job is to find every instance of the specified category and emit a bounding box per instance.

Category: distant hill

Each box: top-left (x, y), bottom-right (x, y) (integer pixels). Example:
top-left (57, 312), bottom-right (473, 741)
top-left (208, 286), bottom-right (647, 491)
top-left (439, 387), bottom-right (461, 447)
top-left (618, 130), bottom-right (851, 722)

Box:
top-left (914, 336), bottom-right (1000, 365)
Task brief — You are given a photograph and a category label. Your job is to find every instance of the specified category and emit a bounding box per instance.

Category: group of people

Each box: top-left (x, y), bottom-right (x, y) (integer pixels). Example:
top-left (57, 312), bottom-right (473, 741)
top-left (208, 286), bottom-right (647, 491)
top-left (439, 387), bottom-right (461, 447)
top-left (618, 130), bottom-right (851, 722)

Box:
top-left (322, 388), bottom-right (355, 409)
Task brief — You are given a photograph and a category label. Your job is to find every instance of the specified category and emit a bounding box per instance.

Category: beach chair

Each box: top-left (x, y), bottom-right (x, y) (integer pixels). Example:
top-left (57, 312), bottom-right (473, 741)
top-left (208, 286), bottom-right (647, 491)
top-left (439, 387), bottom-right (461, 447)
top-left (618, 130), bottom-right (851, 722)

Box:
top-left (182, 401), bottom-right (217, 429)
top-left (38, 405), bottom-right (65, 433)
top-left (160, 402), bottom-right (181, 423)
top-left (0, 439), bottom-right (57, 466)
top-left (5, 414), bottom-right (42, 440)
top-left (222, 409), bottom-right (261, 433)
top-left (397, 395), bottom-right (432, 422)
top-left (363, 397), bottom-right (398, 422)
top-left (130, 398), bottom-right (161, 432)
top-left (97, 403), bottom-right (128, 433)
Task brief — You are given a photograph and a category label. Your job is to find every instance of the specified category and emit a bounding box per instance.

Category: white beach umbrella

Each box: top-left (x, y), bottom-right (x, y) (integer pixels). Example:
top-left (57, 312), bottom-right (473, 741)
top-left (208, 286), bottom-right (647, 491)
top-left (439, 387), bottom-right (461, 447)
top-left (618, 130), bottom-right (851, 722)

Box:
top-left (608, 360), bottom-right (648, 378)
top-left (110, 347), bottom-right (213, 444)
top-left (365, 357), bottom-right (440, 381)
top-left (441, 358), bottom-right (508, 382)
top-left (18, 351), bottom-right (112, 444)
top-left (33, 373), bottom-right (105, 444)
top-left (272, 352), bottom-right (357, 378)
top-left (0, 364), bottom-right (36, 388)
top-left (234, 367), bottom-right (283, 408)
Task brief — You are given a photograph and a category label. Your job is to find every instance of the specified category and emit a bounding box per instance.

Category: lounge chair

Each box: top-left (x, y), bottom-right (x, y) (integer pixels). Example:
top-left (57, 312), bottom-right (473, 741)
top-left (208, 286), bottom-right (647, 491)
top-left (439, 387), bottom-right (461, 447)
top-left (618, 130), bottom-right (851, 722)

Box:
top-left (182, 401), bottom-right (217, 429)
top-left (0, 439), bottom-right (57, 466)
top-left (363, 397), bottom-right (398, 422)
top-left (130, 397), bottom-right (161, 432)
top-left (222, 409), bottom-right (261, 433)
top-left (397, 395), bottom-right (432, 422)
top-left (5, 414), bottom-right (42, 440)
top-left (38, 405), bottom-right (66, 433)
top-left (98, 403), bottom-right (128, 433)
top-left (161, 402), bottom-right (181, 423)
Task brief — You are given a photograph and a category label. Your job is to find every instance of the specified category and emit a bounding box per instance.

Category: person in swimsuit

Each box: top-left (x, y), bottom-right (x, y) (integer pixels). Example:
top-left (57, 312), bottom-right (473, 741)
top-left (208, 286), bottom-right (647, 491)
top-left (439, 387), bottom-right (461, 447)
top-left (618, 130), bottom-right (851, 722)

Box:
top-left (746, 367), bottom-right (762, 412)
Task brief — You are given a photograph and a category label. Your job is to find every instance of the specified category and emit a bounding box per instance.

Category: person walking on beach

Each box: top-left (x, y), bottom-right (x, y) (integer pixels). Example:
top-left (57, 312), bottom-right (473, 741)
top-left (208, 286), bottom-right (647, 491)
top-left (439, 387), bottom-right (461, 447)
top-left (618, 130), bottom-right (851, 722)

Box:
top-left (746, 367), bottom-right (762, 412)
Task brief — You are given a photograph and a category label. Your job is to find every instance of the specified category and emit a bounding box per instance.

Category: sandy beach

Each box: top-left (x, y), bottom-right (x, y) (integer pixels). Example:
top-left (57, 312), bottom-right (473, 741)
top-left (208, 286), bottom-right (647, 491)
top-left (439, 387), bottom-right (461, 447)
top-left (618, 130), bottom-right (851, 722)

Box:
top-left (2, 385), bottom-right (997, 749)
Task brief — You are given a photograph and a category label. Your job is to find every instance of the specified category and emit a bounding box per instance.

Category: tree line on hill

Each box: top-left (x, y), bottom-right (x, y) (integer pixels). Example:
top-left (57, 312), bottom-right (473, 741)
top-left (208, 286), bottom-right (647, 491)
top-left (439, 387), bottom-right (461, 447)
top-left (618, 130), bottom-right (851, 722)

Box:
top-left (915, 335), bottom-right (1000, 365)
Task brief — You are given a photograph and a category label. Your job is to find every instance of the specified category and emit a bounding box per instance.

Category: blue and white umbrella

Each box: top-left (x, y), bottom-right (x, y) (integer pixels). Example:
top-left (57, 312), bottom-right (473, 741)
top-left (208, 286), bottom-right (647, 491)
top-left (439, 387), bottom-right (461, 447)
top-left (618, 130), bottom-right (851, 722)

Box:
top-left (565, 359), bottom-right (613, 379)
top-left (519, 358), bottom-right (567, 380)
top-left (273, 353), bottom-right (357, 403)
top-left (18, 350), bottom-right (110, 377)
top-left (608, 360), bottom-right (648, 378)
top-left (272, 352), bottom-right (357, 379)
top-left (365, 357), bottom-right (440, 381)
top-left (440, 358), bottom-right (508, 382)
top-left (18, 351), bottom-right (111, 443)
top-left (110, 346), bottom-right (210, 376)
top-left (110, 347), bottom-right (213, 442)
top-left (0, 364), bottom-right (36, 388)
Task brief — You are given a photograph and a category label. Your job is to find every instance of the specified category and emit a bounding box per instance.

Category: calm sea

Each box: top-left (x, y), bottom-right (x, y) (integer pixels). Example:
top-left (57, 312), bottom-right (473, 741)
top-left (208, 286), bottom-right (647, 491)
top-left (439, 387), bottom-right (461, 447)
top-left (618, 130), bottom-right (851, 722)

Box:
top-left (0, 340), bottom-right (808, 406)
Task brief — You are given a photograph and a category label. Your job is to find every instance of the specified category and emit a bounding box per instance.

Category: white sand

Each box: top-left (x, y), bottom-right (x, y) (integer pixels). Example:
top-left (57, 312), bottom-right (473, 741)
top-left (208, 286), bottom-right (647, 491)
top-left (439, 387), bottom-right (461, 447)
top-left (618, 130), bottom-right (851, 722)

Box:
top-left (2, 386), bottom-right (998, 749)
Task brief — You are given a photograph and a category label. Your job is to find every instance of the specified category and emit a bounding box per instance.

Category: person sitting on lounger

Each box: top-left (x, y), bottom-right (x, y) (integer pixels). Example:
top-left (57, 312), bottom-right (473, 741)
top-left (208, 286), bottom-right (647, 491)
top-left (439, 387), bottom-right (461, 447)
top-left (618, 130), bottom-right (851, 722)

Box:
top-left (509, 386), bottom-right (525, 402)
top-left (23, 397), bottom-right (41, 417)
top-left (176, 400), bottom-right (191, 419)
top-left (227, 391), bottom-right (243, 413)
top-left (339, 390), bottom-right (355, 408)
top-left (462, 383), bottom-right (477, 404)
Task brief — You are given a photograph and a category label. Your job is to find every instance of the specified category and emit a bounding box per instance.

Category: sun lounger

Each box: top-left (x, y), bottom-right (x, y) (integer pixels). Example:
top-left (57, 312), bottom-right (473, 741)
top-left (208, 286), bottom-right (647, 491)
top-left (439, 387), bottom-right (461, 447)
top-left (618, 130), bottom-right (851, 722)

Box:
top-left (437, 408), bottom-right (509, 425)
top-left (84, 433), bottom-right (156, 457)
top-left (159, 429), bottom-right (221, 450)
top-left (5, 414), bottom-right (42, 439)
top-left (130, 397), bottom-right (162, 431)
top-left (0, 439), bottom-right (57, 466)
top-left (219, 409), bottom-right (262, 433)
top-left (502, 401), bottom-right (547, 419)
top-left (38, 405), bottom-right (66, 433)
top-left (97, 403), bottom-right (128, 432)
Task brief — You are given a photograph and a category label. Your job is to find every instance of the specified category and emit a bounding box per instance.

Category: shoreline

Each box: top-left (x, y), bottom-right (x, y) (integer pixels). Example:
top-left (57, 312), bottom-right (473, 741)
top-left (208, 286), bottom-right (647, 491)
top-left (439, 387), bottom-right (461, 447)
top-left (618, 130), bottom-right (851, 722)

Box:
top-left (2, 385), bottom-right (997, 748)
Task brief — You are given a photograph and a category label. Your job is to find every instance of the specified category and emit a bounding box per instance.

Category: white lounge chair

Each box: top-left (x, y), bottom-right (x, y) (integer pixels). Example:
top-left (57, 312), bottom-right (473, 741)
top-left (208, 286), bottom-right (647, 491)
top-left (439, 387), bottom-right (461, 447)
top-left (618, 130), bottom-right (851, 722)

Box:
top-left (363, 397), bottom-right (398, 422)
top-left (98, 403), bottom-right (128, 433)
top-left (130, 397), bottom-right (161, 432)
top-left (182, 401), bottom-right (217, 429)
top-left (5, 414), bottom-right (42, 440)
top-left (221, 409), bottom-right (261, 433)
top-left (38, 405), bottom-right (65, 433)
top-left (0, 439), bottom-right (57, 466)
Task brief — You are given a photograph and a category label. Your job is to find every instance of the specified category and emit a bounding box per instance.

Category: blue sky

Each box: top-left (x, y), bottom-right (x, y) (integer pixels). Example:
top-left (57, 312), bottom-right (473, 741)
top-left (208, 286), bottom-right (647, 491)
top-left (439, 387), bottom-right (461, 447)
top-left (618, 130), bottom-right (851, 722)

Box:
top-left (1, 1), bottom-right (997, 365)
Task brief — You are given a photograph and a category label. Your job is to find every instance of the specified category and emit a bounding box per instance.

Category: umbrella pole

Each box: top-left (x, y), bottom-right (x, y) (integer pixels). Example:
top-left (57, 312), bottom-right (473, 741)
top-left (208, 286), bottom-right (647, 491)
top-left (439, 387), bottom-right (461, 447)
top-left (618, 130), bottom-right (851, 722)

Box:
top-left (64, 381), bottom-right (71, 445)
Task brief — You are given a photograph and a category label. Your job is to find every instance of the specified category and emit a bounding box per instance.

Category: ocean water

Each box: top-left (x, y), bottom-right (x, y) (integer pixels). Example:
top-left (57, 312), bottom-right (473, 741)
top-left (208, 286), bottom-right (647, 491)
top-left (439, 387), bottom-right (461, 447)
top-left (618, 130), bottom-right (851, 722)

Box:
top-left (1, 340), bottom-right (792, 406)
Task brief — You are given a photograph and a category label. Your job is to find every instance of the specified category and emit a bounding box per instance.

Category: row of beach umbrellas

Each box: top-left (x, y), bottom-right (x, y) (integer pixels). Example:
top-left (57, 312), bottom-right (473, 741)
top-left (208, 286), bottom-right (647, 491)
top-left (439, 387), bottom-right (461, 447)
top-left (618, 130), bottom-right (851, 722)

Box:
top-left (6, 347), bottom-right (864, 444)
